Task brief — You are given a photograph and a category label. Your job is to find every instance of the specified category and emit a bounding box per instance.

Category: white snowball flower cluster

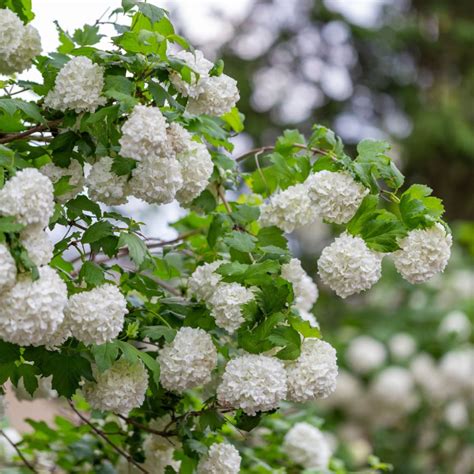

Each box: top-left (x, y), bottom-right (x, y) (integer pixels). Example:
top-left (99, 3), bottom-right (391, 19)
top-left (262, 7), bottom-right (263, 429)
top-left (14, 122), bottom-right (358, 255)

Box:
top-left (20, 225), bottom-right (53, 266)
top-left (217, 354), bottom-right (287, 415)
top-left (438, 310), bottom-right (471, 340)
top-left (286, 338), bottom-right (338, 402)
top-left (328, 370), bottom-right (363, 408)
top-left (208, 282), bottom-right (254, 333)
top-left (392, 223), bottom-right (452, 284)
top-left (444, 400), bottom-right (469, 430)
top-left (439, 347), bottom-right (474, 397)
top-left (169, 50), bottom-right (239, 116)
top-left (259, 183), bottom-right (315, 233)
top-left (83, 359), bottom-right (148, 416)
top-left (128, 149), bottom-right (183, 205)
top-left (318, 232), bottom-right (383, 298)
top-left (119, 105), bottom-right (169, 161)
top-left (158, 327), bottom-right (217, 393)
top-left (169, 50), bottom-right (213, 98)
top-left (283, 423), bottom-right (332, 470)
top-left (186, 74), bottom-right (240, 117)
top-left (298, 309), bottom-right (319, 328)
top-left (187, 261), bottom-right (223, 301)
top-left (64, 284), bottom-right (127, 345)
top-left (306, 170), bottom-right (368, 224)
top-left (409, 353), bottom-right (448, 403)
top-left (86, 156), bottom-right (130, 206)
top-left (281, 258), bottom-right (318, 312)
top-left (197, 443), bottom-right (241, 474)
top-left (44, 57), bottom-right (106, 113)
top-left (0, 9), bottom-right (41, 75)
top-left (0, 244), bottom-right (16, 292)
top-left (368, 367), bottom-right (418, 424)
top-left (175, 141), bottom-right (213, 205)
top-left (40, 159), bottom-right (84, 203)
top-left (346, 336), bottom-right (387, 374)
top-left (0, 266), bottom-right (67, 346)
top-left (0, 168), bottom-right (54, 227)
top-left (13, 375), bottom-right (57, 401)
top-left (388, 332), bottom-right (417, 360)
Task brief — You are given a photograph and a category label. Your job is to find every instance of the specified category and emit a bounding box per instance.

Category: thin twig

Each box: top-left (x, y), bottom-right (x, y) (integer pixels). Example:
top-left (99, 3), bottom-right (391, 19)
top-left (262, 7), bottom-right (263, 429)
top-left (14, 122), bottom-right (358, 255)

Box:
top-left (67, 401), bottom-right (149, 474)
top-left (0, 119), bottom-right (62, 144)
top-left (234, 143), bottom-right (330, 163)
top-left (217, 186), bottom-right (232, 214)
top-left (117, 415), bottom-right (177, 438)
top-left (0, 429), bottom-right (37, 473)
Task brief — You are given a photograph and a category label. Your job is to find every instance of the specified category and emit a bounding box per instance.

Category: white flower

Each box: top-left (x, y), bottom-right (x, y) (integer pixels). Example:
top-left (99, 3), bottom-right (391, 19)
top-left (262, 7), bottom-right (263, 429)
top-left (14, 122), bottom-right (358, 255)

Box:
top-left (187, 74), bottom-right (240, 117)
top-left (208, 282), bottom-right (254, 334)
top-left (444, 400), bottom-right (469, 429)
top-left (0, 10), bottom-right (41, 75)
top-left (197, 443), bottom-right (241, 474)
top-left (409, 353), bottom-right (448, 403)
top-left (169, 49), bottom-right (213, 98)
top-left (306, 170), bottom-right (368, 224)
top-left (20, 225), bottom-right (54, 266)
top-left (119, 105), bottom-right (169, 161)
top-left (388, 332), bottom-right (417, 360)
top-left (0, 243), bottom-right (16, 292)
top-left (259, 183), bottom-right (316, 233)
top-left (317, 232), bottom-right (383, 298)
top-left (438, 310), bottom-right (472, 341)
top-left (42, 319), bottom-right (71, 350)
top-left (217, 354), bottom-right (287, 415)
top-left (83, 359), bottom-right (148, 416)
top-left (44, 57), bottom-right (106, 113)
top-left (13, 375), bottom-right (57, 401)
top-left (286, 338), bottom-right (338, 403)
top-left (298, 309), bottom-right (319, 328)
top-left (439, 347), bottom-right (474, 397)
top-left (392, 223), bottom-right (452, 284)
top-left (158, 327), bottom-right (217, 393)
top-left (128, 152), bottom-right (183, 205)
top-left (0, 266), bottom-right (67, 346)
top-left (187, 261), bottom-right (223, 301)
top-left (327, 370), bottom-right (363, 408)
top-left (65, 284), bottom-right (127, 345)
top-left (368, 367), bottom-right (418, 424)
top-left (281, 258), bottom-right (318, 312)
top-left (0, 168), bottom-right (54, 227)
top-left (40, 159), bottom-right (84, 203)
top-left (3, 24), bottom-right (42, 74)
top-left (86, 156), bottom-right (129, 206)
top-left (346, 336), bottom-right (386, 374)
top-left (176, 141), bottom-right (213, 205)
top-left (283, 423), bottom-right (332, 470)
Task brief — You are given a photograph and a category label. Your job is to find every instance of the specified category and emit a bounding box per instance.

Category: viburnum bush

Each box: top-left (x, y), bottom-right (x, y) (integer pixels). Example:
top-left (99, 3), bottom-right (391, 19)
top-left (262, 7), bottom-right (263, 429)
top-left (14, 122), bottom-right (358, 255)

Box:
top-left (0, 1), bottom-right (453, 473)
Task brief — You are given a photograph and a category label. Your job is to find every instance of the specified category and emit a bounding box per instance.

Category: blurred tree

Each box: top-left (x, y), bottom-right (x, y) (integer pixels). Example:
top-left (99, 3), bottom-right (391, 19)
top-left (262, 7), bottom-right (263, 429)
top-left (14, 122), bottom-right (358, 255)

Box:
top-left (217, 0), bottom-right (474, 220)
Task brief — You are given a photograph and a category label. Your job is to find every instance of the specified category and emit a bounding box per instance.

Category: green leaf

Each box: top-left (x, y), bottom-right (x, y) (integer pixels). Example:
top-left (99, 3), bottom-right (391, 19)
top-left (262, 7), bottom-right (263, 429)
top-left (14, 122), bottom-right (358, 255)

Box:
top-left (67, 195), bottom-right (102, 218)
top-left (91, 343), bottom-right (120, 372)
top-left (308, 124), bottom-right (343, 153)
top-left (0, 98), bottom-right (44, 123)
top-left (0, 216), bottom-right (24, 233)
top-left (0, 0), bottom-right (34, 22)
top-left (73, 24), bottom-right (104, 46)
top-left (257, 226), bottom-right (288, 249)
top-left (269, 326), bottom-right (301, 360)
top-left (116, 341), bottom-right (160, 387)
top-left (275, 129), bottom-right (305, 154)
top-left (288, 314), bottom-right (321, 339)
top-left (237, 312), bottom-right (285, 354)
top-left (399, 184), bottom-right (445, 229)
top-left (111, 156), bottom-right (137, 176)
top-left (82, 221), bottom-right (115, 244)
top-left (137, 2), bottom-right (166, 24)
top-left (221, 107), bottom-right (244, 133)
top-left (231, 204), bottom-right (260, 226)
top-left (141, 326), bottom-right (176, 343)
top-left (105, 75), bottom-right (136, 96)
top-left (234, 411), bottom-right (263, 431)
top-left (118, 232), bottom-right (148, 267)
top-left (224, 231), bottom-right (257, 253)
top-left (54, 21), bottom-right (75, 54)
top-left (14, 364), bottom-right (40, 396)
top-left (78, 261), bottom-right (105, 286)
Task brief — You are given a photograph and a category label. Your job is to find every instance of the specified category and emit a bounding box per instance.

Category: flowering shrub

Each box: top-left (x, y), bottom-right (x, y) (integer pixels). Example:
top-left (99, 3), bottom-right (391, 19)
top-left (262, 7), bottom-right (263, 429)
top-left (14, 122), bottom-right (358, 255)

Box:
top-left (0, 1), bottom-right (454, 473)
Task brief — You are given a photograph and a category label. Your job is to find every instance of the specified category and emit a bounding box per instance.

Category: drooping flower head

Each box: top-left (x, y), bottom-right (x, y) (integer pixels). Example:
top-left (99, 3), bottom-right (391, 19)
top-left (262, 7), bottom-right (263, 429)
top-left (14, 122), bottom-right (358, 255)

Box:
top-left (197, 443), bottom-right (241, 474)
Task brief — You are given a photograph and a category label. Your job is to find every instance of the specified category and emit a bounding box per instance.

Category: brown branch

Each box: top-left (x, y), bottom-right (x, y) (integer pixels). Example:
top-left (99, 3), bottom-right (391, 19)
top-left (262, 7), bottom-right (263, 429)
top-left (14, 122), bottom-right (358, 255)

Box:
top-left (117, 415), bottom-right (177, 438)
top-left (0, 429), bottom-right (37, 473)
top-left (217, 186), bottom-right (232, 214)
top-left (0, 119), bottom-right (62, 145)
top-left (67, 401), bottom-right (149, 474)
top-left (234, 143), bottom-right (330, 163)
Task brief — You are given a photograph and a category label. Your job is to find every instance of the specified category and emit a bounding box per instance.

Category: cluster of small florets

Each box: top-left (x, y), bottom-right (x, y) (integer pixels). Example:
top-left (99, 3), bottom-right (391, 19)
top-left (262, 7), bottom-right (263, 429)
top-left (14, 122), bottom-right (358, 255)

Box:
top-left (83, 359), bottom-right (148, 416)
top-left (392, 223), bottom-right (452, 284)
top-left (187, 261), bottom-right (223, 300)
top-left (0, 244), bottom-right (17, 292)
top-left (283, 422), bottom-right (332, 470)
top-left (217, 354), bottom-right (288, 415)
top-left (208, 282), bottom-right (255, 333)
top-left (281, 258), bottom-right (318, 312)
top-left (259, 183), bottom-right (315, 233)
top-left (44, 56), bottom-right (106, 113)
top-left (64, 284), bottom-right (128, 345)
top-left (197, 443), bottom-right (242, 474)
top-left (40, 159), bottom-right (85, 203)
top-left (158, 327), bottom-right (217, 393)
top-left (20, 225), bottom-right (54, 267)
top-left (0, 266), bottom-right (68, 346)
top-left (0, 9), bottom-right (41, 75)
top-left (345, 335), bottom-right (387, 374)
top-left (286, 338), bottom-right (338, 403)
top-left (170, 49), bottom-right (240, 116)
top-left (318, 232), bottom-right (383, 298)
